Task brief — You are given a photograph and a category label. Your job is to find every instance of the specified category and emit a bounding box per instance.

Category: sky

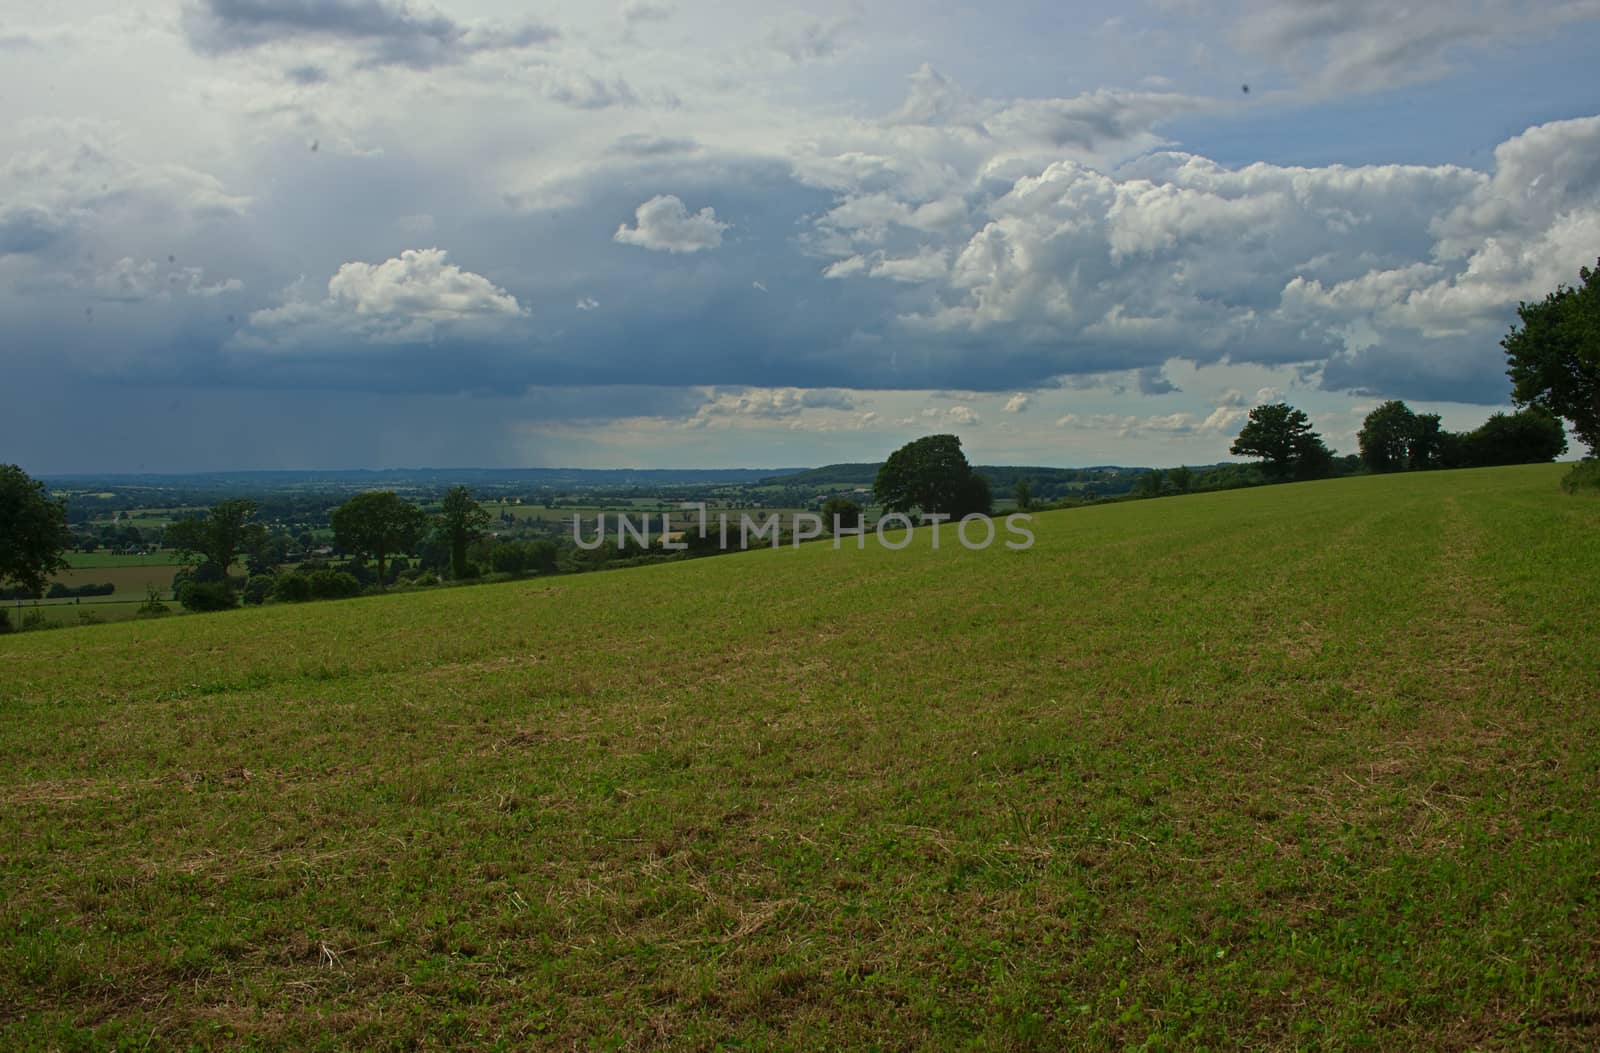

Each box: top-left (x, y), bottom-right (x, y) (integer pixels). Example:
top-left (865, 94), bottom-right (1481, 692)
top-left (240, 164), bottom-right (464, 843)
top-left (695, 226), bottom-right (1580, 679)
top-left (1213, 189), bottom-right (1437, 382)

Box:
top-left (3, 0), bottom-right (1600, 473)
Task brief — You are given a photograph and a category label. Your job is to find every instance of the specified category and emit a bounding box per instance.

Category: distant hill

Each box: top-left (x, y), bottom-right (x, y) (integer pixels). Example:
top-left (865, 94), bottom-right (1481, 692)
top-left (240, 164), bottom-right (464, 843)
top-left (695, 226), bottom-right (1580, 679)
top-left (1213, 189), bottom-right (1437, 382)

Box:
top-left (761, 462), bottom-right (1159, 497)
top-left (43, 467), bottom-right (807, 492)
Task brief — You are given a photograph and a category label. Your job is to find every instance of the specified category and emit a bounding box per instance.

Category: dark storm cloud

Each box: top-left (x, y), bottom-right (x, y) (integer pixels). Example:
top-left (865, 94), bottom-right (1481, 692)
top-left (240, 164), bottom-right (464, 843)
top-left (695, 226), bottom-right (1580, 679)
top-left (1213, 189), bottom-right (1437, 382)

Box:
top-left (0, 206), bottom-right (69, 255)
top-left (1320, 339), bottom-right (1512, 406)
top-left (181, 0), bottom-right (557, 69)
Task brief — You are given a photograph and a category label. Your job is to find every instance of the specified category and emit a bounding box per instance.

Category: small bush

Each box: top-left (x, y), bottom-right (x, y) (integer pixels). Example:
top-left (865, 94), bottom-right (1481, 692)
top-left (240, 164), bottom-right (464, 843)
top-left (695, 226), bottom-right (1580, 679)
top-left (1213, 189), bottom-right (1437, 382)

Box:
top-left (306, 569), bottom-right (361, 600)
top-left (1561, 459), bottom-right (1600, 494)
top-left (0, 608), bottom-right (11, 634)
top-left (413, 571), bottom-right (439, 587)
top-left (179, 581), bottom-right (238, 612)
top-left (272, 572), bottom-right (313, 603)
top-left (242, 574), bottom-right (275, 606)
top-left (137, 584), bottom-right (170, 618)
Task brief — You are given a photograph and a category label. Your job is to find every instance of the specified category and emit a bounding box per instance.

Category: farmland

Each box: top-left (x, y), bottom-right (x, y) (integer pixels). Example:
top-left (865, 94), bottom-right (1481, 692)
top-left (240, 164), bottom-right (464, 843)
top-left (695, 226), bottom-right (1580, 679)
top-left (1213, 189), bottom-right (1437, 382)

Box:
top-left (2, 464), bottom-right (1597, 1049)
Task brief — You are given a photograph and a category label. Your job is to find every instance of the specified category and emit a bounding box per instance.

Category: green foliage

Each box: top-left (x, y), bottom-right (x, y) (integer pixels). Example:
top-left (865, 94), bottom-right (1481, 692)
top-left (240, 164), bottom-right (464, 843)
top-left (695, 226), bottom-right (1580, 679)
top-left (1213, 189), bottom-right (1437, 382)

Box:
top-left (1467, 408), bottom-right (1568, 466)
top-left (1358, 400), bottom-right (1418, 472)
top-left (0, 463), bottom-right (72, 597)
top-left (0, 608), bottom-right (10, 634)
top-left (1132, 469), bottom-right (1165, 498)
top-left (306, 569), bottom-right (362, 600)
top-left (272, 572), bottom-right (313, 603)
top-left (439, 485), bottom-right (492, 581)
top-left (1560, 460), bottom-right (1600, 494)
top-left (874, 434), bottom-right (992, 517)
top-left (821, 497), bottom-right (862, 530)
top-left (1167, 466), bottom-right (1193, 493)
top-left (177, 580), bottom-right (237, 612)
top-left (331, 492), bottom-right (427, 591)
top-left (136, 584), bottom-right (170, 617)
top-left (242, 574), bottom-right (275, 606)
top-left (163, 499), bottom-right (264, 572)
top-left (1013, 479), bottom-right (1033, 511)
top-left (1231, 403), bottom-right (1335, 481)
top-left (1504, 257), bottom-right (1600, 454)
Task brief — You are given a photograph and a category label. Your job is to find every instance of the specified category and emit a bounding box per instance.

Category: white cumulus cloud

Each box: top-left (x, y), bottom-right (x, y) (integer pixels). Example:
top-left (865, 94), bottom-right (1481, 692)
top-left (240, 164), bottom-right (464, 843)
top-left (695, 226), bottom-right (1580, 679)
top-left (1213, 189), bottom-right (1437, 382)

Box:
top-left (614, 195), bottom-right (729, 253)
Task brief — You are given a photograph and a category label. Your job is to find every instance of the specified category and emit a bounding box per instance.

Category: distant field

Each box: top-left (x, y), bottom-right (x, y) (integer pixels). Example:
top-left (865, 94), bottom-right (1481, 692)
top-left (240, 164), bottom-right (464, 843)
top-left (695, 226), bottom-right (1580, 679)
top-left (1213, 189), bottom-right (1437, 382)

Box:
top-left (3, 465), bottom-right (1597, 1049)
top-left (51, 565), bottom-right (179, 598)
top-left (6, 599), bottom-right (153, 627)
top-left (64, 551), bottom-right (181, 569)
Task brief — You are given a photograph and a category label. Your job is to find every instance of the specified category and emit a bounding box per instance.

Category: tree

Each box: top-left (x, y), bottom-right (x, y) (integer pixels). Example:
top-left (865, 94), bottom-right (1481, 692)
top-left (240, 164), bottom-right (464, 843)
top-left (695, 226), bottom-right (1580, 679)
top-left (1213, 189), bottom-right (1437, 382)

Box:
top-left (165, 499), bottom-right (264, 575)
top-left (0, 464), bottom-right (71, 598)
top-left (330, 491), bottom-right (426, 591)
top-left (438, 485), bottom-right (491, 581)
top-left (1230, 404), bottom-right (1332, 482)
top-left (1504, 258), bottom-right (1600, 455)
top-left (1467, 408), bottom-right (1568, 466)
top-left (1133, 469), bottom-right (1165, 498)
top-left (1013, 479), bottom-right (1033, 511)
top-left (1168, 465), bottom-right (1194, 494)
top-left (1409, 413), bottom-right (1445, 470)
top-left (821, 497), bottom-right (862, 531)
top-left (1358, 400), bottom-right (1417, 473)
top-left (874, 434), bottom-right (992, 517)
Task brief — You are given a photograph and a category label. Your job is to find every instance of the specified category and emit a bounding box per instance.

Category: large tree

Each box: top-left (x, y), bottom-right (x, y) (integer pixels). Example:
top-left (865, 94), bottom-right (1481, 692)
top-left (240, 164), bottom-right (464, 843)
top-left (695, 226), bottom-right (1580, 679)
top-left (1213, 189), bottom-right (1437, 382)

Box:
top-left (1230, 403), bottom-right (1334, 482)
top-left (0, 464), bottom-right (71, 598)
top-left (1358, 400), bottom-right (1417, 473)
top-left (164, 498), bottom-right (264, 574)
top-left (438, 485), bottom-right (491, 581)
top-left (1504, 258), bottom-right (1599, 455)
top-left (874, 434), bottom-right (992, 517)
top-left (331, 492), bottom-right (427, 591)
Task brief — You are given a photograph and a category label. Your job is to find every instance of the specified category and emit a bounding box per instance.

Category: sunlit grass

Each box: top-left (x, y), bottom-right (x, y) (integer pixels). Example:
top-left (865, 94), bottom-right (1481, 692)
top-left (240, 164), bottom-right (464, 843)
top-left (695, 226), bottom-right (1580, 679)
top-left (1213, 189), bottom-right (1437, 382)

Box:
top-left (2, 464), bottom-right (1597, 1049)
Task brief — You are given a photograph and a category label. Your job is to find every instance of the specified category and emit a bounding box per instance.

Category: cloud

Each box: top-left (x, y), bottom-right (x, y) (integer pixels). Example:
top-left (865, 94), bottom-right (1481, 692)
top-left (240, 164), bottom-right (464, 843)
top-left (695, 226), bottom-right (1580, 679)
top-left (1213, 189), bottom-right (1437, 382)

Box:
top-left (1003, 394), bottom-right (1031, 414)
top-left (1233, 0), bottom-right (1600, 96)
top-left (0, 205), bottom-right (68, 255)
top-left (621, 1), bottom-right (674, 24)
top-left (180, 0), bottom-right (557, 70)
top-left (576, 296), bottom-right (600, 311)
top-left (540, 71), bottom-right (640, 110)
top-left (239, 248), bottom-right (525, 348)
top-left (766, 15), bottom-right (854, 64)
top-left (614, 195), bottom-right (729, 253)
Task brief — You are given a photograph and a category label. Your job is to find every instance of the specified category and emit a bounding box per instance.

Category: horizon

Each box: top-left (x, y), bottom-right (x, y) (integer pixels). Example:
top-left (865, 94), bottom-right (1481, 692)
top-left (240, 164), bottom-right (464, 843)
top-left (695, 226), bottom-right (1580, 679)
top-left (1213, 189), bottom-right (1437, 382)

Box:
top-left (5, 1), bottom-right (1599, 474)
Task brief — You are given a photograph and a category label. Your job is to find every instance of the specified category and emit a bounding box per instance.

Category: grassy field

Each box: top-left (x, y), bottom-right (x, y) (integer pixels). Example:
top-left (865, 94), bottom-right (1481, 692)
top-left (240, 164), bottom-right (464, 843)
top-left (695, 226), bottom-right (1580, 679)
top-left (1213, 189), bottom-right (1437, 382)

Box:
top-left (2, 465), bottom-right (1597, 1049)
top-left (64, 552), bottom-right (182, 570)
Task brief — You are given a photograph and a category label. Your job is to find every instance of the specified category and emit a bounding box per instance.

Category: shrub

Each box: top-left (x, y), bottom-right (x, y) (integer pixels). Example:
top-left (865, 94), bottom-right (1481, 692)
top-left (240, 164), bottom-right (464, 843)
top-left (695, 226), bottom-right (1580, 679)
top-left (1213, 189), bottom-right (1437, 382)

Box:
top-left (46, 583), bottom-right (71, 599)
top-left (1561, 460), bottom-right (1600, 495)
top-left (413, 571), bottom-right (439, 587)
top-left (136, 584), bottom-right (170, 617)
top-left (179, 580), bottom-right (238, 612)
top-left (272, 571), bottom-right (313, 603)
top-left (0, 608), bottom-right (10, 634)
top-left (242, 574), bottom-right (275, 606)
top-left (306, 569), bottom-right (361, 600)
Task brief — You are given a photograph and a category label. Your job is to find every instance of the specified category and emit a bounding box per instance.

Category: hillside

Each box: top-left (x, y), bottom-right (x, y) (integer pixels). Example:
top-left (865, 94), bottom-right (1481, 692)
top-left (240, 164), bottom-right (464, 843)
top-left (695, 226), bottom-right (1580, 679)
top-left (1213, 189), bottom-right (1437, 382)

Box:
top-left (762, 461), bottom-right (1153, 494)
top-left (3, 464), bottom-right (1598, 1049)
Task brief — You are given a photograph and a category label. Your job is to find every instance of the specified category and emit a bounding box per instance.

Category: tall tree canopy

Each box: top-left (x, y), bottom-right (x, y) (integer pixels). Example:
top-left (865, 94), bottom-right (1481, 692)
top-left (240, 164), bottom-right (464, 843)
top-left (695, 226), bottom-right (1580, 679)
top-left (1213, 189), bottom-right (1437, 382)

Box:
top-left (438, 485), bottom-right (491, 580)
top-left (1503, 258), bottom-right (1599, 455)
top-left (1230, 404), bottom-right (1334, 481)
top-left (874, 434), bottom-right (992, 517)
top-left (331, 491), bottom-right (427, 591)
top-left (0, 464), bottom-right (71, 597)
top-left (164, 499), bottom-right (265, 574)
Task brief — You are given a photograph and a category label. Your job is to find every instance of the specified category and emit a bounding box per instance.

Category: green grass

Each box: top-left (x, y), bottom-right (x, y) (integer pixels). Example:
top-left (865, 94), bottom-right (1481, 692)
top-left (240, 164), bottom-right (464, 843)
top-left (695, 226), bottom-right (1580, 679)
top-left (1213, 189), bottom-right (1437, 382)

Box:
top-left (64, 551), bottom-right (181, 569)
top-left (3, 464), bottom-right (1598, 1049)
